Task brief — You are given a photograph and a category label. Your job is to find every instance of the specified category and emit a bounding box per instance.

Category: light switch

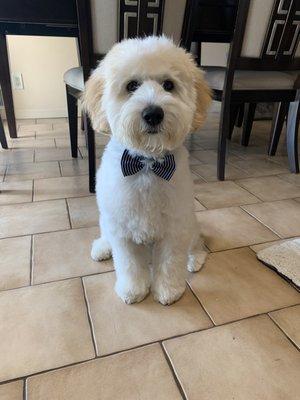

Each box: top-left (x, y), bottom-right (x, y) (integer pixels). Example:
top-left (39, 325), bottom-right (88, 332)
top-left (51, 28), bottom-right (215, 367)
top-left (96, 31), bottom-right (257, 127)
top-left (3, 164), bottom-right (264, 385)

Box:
top-left (11, 72), bottom-right (24, 90)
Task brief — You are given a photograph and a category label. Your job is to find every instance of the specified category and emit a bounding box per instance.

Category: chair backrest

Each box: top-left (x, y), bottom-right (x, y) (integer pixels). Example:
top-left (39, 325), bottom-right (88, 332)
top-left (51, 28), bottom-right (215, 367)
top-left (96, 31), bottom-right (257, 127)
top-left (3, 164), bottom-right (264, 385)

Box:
top-left (76, 0), bottom-right (188, 81)
top-left (90, 0), bottom-right (119, 55)
top-left (118, 0), bottom-right (186, 44)
top-left (90, 0), bottom-right (183, 55)
top-left (232, 0), bottom-right (300, 71)
top-left (163, 0), bottom-right (187, 44)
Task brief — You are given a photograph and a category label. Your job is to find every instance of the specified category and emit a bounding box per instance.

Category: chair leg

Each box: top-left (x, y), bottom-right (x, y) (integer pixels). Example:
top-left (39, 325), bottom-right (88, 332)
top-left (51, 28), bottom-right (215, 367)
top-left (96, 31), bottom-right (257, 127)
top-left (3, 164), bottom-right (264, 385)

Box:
top-left (65, 85), bottom-right (78, 158)
top-left (217, 99), bottom-right (231, 181)
top-left (0, 34), bottom-right (17, 138)
top-left (236, 104), bottom-right (245, 127)
top-left (268, 102), bottom-right (288, 156)
top-left (286, 100), bottom-right (300, 173)
top-left (241, 103), bottom-right (256, 146)
top-left (228, 103), bottom-right (240, 139)
top-left (81, 110), bottom-right (84, 131)
top-left (0, 115), bottom-right (8, 149)
top-left (85, 113), bottom-right (96, 193)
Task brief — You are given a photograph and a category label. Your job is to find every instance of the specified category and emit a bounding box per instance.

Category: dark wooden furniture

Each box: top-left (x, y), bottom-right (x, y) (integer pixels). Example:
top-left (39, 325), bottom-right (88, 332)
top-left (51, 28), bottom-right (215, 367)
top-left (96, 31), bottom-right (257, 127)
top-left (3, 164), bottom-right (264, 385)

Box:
top-left (66, 0), bottom-right (167, 193)
top-left (119, 0), bottom-right (165, 41)
top-left (206, 0), bottom-right (300, 180)
top-left (0, 116), bottom-right (8, 149)
top-left (181, 0), bottom-right (238, 62)
top-left (66, 0), bottom-right (242, 193)
top-left (0, 0), bottom-right (78, 138)
top-left (181, 0), bottom-right (292, 155)
top-left (268, 101), bottom-right (290, 155)
top-left (181, 0), bottom-right (247, 141)
top-left (66, 0), bottom-right (95, 193)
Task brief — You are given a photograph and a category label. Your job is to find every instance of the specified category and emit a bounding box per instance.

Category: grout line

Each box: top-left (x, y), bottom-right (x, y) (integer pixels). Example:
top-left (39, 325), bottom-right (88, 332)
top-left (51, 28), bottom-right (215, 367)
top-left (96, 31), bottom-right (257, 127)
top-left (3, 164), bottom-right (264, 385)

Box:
top-left (0, 267), bottom-right (112, 294)
top-left (240, 205), bottom-right (282, 239)
top-left (78, 147), bottom-right (85, 158)
top-left (267, 314), bottom-right (300, 351)
top-left (0, 343), bottom-right (162, 387)
top-left (2, 307), bottom-right (300, 388)
top-left (1, 190), bottom-right (93, 206)
top-left (1, 163), bottom-right (8, 183)
top-left (2, 165), bottom-right (8, 182)
top-left (193, 197), bottom-right (207, 210)
top-left (248, 241), bottom-right (278, 254)
top-left (233, 180), bottom-right (264, 202)
top-left (58, 160), bottom-right (62, 177)
top-left (31, 180), bottom-right (34, 202)
top-left (276, 173), bottom-right (298, 185)
top-left (81, 278), bottom-right (99, 356)
top-left (11, 235), bottom-right (300, 293)
top-left (29, 235), bottom-right (34, 285)
top-left (186, 281), bottom-right (215, 326)
top-left (64, 199), bottom-right (71, 230)
top-left (65, 198), bottom-right (72, 227)
top-left (160, 342), bottom-right (188, 400)
top-left (0, 358), bottom-right (97, 388)
top-left (240, 196), bottom-right (300, 206)
top-left (0, 222), bottom-right (98, 243)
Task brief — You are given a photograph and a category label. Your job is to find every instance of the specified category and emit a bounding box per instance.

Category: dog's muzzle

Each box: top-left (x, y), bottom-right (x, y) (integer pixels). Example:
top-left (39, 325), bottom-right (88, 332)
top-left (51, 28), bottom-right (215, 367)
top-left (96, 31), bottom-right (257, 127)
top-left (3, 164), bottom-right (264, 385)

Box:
top-left (142, 105), bottom-right (164, 132)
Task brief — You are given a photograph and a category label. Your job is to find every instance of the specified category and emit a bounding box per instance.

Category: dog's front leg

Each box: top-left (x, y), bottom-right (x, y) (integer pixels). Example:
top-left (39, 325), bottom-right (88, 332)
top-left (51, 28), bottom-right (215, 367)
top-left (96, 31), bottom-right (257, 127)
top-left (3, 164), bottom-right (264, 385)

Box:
top-left (152, 238), bottom-right (188, 305)
top-left (112, 238), bottom-right (150, 304)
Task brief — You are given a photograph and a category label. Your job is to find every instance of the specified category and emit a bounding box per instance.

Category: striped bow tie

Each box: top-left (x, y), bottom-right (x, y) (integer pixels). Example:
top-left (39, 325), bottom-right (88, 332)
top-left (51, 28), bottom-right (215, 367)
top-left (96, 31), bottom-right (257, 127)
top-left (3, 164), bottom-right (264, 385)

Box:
top-left (121, 149), bottom-right (176, 181)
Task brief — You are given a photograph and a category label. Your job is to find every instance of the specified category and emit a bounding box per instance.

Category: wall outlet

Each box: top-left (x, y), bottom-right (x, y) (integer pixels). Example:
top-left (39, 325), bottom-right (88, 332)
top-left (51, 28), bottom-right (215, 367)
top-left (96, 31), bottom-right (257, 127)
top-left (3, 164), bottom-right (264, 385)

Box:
top-left (11, 72), bottom-right (24, 90)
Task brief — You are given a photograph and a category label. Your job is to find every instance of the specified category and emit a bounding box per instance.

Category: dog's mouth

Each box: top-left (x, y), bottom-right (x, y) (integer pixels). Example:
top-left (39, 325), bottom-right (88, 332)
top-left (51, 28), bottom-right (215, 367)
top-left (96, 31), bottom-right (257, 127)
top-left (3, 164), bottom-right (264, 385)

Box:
top-left (145, 124), bottom-right (163, 135)
top-left (147, 128), bottom-right (159, 134)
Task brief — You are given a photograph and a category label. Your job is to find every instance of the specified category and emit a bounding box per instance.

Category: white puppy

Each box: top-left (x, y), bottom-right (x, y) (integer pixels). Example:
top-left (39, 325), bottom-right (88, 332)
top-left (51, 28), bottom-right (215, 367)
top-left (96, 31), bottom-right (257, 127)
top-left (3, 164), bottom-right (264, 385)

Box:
top-left (83, 36), bottom-right (211, 305)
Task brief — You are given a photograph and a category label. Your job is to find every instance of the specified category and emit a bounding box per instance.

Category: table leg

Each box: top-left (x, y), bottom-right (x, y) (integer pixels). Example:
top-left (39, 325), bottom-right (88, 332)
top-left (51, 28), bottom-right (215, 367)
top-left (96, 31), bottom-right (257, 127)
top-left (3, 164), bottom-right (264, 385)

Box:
top-left (0, 34), bottom-right (17, 138)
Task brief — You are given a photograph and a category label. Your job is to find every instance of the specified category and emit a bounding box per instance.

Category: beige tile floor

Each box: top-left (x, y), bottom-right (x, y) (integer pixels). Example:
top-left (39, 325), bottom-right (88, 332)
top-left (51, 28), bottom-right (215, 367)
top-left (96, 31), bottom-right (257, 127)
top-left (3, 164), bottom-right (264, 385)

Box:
top-left (0, 116), bottom-right (299, 399)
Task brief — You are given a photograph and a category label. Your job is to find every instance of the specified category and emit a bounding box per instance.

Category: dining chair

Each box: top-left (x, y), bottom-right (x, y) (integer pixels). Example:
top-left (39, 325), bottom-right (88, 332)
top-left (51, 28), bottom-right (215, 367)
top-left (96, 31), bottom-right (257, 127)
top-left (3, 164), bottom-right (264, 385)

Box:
top-left (181, 0), bottom-right (269, 149)
top-left (63, 0), bottom-right (108, 193)
top-left (205, 0), bottom-right (300, 180)
top-left (64, 0), bottom-right (187, 193)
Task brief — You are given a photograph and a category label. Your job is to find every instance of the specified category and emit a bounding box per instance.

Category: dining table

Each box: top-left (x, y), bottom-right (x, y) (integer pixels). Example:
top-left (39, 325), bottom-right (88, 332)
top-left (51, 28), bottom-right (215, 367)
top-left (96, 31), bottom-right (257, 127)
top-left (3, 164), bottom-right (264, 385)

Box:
top-left (0, 0), bottom-right (238, 139)
top-left (0, 0), bottom-right (79, 138)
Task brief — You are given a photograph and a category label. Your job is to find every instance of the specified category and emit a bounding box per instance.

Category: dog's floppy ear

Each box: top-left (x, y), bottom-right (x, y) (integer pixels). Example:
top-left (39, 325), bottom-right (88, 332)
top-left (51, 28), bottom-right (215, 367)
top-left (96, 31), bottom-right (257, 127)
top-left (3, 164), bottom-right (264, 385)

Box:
top-left (82, 65), bottom-right (110, 134)
top-left (191, 67), bottom-right (212, 132)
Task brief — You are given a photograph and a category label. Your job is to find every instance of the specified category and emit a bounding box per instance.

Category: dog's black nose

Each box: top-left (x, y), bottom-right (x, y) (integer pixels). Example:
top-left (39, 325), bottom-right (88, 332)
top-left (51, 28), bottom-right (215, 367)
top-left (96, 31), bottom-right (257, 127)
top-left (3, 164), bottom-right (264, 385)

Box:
top-left (142, 105), bottom-right (164, 127)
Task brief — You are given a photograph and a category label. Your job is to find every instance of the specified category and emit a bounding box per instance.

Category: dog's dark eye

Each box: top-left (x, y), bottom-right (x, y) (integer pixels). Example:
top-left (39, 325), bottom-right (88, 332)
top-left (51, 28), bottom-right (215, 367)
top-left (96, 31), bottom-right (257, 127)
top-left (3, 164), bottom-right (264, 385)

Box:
top-left (126, 80), bottom-right (140, 93)
top-left (162, 80), bottom-right (174, 91)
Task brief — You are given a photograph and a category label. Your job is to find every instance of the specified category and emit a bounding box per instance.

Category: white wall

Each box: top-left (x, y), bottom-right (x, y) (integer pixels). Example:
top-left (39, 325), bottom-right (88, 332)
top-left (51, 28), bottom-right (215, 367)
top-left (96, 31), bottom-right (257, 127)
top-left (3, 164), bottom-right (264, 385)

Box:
top-left (6, 35), bottom-right (79, 119)
top-left (3, 36), bottom-right (227, 120)
top-left (201, 43), bottom-right (229, 67)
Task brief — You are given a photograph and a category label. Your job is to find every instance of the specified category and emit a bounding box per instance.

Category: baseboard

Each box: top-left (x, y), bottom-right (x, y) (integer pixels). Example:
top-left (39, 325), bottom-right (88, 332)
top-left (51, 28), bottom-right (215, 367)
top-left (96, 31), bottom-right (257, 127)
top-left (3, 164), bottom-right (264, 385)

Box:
top-left (2, 103), bottom-right (216, 120)
top-left (15, 108), bottom-right (69, 119)
top-left (1, 108), bottom-right (68, 120)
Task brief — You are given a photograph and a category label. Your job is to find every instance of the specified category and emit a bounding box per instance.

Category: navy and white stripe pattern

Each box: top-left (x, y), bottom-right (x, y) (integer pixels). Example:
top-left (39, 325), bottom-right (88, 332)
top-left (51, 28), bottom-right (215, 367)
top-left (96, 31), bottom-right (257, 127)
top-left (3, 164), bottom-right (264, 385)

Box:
top-left (121, 149), bottom-right (176, 181)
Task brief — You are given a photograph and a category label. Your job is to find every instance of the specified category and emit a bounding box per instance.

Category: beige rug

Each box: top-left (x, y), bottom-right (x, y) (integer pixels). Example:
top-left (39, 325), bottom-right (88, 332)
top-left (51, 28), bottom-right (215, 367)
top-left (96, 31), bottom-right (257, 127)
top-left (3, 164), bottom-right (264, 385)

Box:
top-left (257, 239), bottom-right (300, 287)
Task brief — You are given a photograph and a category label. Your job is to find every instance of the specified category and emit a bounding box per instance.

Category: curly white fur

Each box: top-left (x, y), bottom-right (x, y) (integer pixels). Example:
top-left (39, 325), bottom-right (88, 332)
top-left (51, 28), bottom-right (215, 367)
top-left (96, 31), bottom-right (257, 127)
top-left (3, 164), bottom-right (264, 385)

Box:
top-left (84, 36), bottom-right (211, 305)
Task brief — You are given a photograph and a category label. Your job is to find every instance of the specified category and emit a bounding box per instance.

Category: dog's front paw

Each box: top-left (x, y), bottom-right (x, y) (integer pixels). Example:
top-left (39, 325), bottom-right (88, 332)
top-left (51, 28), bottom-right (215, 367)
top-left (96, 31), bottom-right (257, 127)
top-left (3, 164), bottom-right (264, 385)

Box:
top-left (91, 237), bottom-right (112, 261)
top-left (115, 279), bottom-right (150, 304)
top-left (187, 250), bottom-right (208, 272)
top-left (152, 281), bottom-right (186, 306)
